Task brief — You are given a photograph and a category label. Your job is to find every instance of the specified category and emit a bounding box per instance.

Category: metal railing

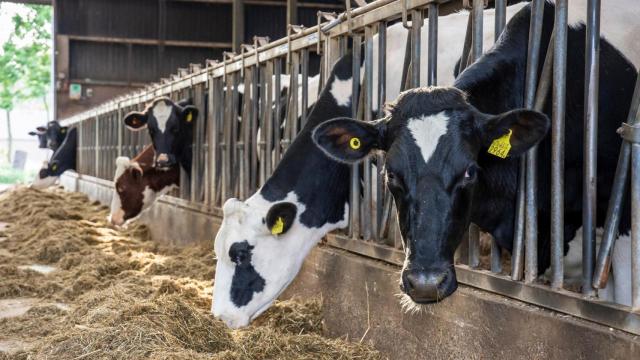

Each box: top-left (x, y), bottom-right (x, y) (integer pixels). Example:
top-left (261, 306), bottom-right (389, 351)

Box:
top-left (60, 0), bottom-right (640, 335)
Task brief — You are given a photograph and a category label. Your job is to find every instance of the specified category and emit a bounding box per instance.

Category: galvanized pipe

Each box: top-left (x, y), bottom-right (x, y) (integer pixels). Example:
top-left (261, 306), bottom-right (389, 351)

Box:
top-left (410, 9), bottom-right (422, 88)
top-left (350, 35), bottom-right (362, 239)
top-left (522, 0), bottom-right (545, 283)
top-left (582, 0), bottom-right (601, 296)
top-left (551, 0), bottom-right (568, 290)
top-left (427, 3), bottom-right (438, 86)
top-left (594, 75), bottom-right (640, 289)
top-left (632, 141), bottom-right (640, 309)
top-left (362, 25), bottom-right (375, 241)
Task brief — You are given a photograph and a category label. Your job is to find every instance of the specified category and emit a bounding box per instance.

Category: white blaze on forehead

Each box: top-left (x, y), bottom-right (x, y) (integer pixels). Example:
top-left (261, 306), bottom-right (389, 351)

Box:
top-left (407, 111), bottom-right (450, 164)
top-left (330, 77), bottom-right (353, 107)
top-left (152, 101), bottom-right (172, 133)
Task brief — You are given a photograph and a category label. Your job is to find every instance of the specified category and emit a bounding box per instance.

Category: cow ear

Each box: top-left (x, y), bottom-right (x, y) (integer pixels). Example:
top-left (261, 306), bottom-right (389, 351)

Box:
top-left (312, 117), bottom-right (386, 164)
top-left (123, 112), bottom-right (148, 131)
top-left (28, 131), bottom-right (37, 136)
top-left (265, 202), bottom-right (297, 236)
top-left (182, 105), bottom-right (198, 124)
top-left (36, 126), bottom-right (47, 132)
top-left (479, 109), bottom-right (549, 158)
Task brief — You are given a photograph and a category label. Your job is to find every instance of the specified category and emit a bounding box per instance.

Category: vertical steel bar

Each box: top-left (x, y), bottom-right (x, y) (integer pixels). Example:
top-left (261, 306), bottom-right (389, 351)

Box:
top-left (582, 0), bottom-right (600, 296)
top-left (300, 48), bottom-right (310, 128)
top-left (427, 3), bottom-right (438, 86)
top-left (206, 75), bottom-right (215, 206)
top-left (376, 22), bottom-right (387, 241)
top-left (350, 35), bottom-right (361, 239)
top-left (251, 64), bottom-right (260, 193)
top-left (273, 58), bottom-right (283, 165)
top-left (264, 61), bottom-right (274, 180)
top-left (410, 9), bottom-right (422, 88)
top-left (594, 75), bottom-right (640, 288)
top-left (523, 0), bottom-right (545, 284)
top-left (362, 25), bottom-right (375, 241)
top-left (551, 0), bottom-right (568, 289)
top-left (632, 141), bottom-right (640, 309)
top-left (490, 0), bottom-right (507, 274)
top-left (468, 0), bottom-right (484, 269)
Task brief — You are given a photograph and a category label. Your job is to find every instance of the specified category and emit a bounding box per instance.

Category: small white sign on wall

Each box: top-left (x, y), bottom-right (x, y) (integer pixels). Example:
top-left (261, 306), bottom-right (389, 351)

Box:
top-left (69, 83), bottom-right (82, 100)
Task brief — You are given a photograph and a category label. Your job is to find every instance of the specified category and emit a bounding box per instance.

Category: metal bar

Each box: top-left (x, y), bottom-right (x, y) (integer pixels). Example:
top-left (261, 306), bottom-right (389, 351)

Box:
top-left (300, 48), bottom-right (310, 128)
top-left (632, 141), bottom-right (640, 310)
top-left (232, 0), bottom-right (245, 52)
top-left (458, 13), bottom-right (473, 74)
top-left (273, 58), bottom-right (283, 165)
top-left (494, 0), bottom-right (506, 41)
top-left (427, 3), bottom-right (437, 86)
top-left (410, 8), bottom-right (422, 88)
top-left (468, 0), bottom-right (484, 269)
top-left (582, 0), bottom-right (600, 296)
top-left (287, 0), bottom-right (298, 25)
top-left (66, 35), bottom-right (232, 49)
top-left (594, 75), bottom-right (640, 289)
top-left (350, 35), bottom-right (362, 239)
top-left (362, 25), bottom-right (375, 241)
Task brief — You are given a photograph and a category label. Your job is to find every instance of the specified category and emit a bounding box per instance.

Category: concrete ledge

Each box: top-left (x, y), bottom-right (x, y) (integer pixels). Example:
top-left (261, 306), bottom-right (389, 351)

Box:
top-left (284, 246), bottom-right (640, 359)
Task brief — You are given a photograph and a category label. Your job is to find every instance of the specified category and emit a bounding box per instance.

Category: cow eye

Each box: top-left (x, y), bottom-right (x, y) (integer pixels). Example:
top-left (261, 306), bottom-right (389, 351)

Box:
top-left (463, 164), bottom-right (478, 183)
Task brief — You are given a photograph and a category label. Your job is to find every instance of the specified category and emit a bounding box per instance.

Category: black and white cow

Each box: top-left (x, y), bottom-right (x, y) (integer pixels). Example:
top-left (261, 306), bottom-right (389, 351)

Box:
top-left (123, 97), bottom-right (198, 175)
top-left (314, 0), bottom-right (639, 306)
top-left (31, 127), bottom-right (77, 189)
top-left (211, 2), bottom-right (534, 329)
top-left (29, 121), bottom-right (68, 151)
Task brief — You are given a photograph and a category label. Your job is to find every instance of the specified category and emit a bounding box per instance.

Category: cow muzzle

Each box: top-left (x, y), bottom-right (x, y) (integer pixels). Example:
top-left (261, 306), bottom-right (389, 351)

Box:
top-left (401, 266), bottom-right (457, 303)
top-left (155, 153), bottom-right (173, 169)
top-left (109, 209), bottom-right (126, 226)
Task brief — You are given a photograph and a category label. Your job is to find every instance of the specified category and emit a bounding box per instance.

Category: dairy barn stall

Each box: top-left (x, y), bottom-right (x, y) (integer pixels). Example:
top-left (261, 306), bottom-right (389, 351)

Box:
top-left (1, 0), bottom-right (640, 359)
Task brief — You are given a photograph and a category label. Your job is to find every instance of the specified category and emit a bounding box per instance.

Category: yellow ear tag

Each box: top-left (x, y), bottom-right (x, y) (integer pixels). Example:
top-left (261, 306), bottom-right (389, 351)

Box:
top-left (51, 163), bottom-right (58, 171)
top-left (61, 128), bottom-right (67, 134)
top-left (349, 137), bottom-right (361, 150)
top-left (487, 129), bottom-right (513, 159)
top-left (186, 112), bottom-right (193, 123)
top-left (271, 217), bottom-right (284, 235)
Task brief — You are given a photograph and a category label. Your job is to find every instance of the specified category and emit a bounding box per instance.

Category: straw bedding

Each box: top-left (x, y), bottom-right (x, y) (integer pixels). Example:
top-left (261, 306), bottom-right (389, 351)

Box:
top-left (0, 187), bottom-right (381, 360)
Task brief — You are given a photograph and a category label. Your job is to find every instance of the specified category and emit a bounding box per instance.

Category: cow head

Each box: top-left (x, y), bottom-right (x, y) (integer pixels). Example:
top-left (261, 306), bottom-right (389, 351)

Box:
top-left (44, 121), bottom-right (69, 150)
top-left (212, 193), bottom-right (346, 329)
top-left (29, 126), bottom-right (48, 149)
top-left (31, 127), bottom-right (77, 189)
top-left (108, 156), bottom-right (178, 226)
top-left (122, 97), bottom-right (198, 170)
top-left (313, 87), bottom-right (549, 305)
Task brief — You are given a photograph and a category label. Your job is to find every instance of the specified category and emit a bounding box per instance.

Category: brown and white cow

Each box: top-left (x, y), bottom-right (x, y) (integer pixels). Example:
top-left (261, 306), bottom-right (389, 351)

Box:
top-left (108, 145), bottom-right (180, 226)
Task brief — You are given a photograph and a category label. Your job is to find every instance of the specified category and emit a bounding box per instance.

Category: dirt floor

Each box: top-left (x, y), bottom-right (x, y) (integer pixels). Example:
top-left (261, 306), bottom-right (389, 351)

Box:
top-left (0, 187), bottom-right (382, 359)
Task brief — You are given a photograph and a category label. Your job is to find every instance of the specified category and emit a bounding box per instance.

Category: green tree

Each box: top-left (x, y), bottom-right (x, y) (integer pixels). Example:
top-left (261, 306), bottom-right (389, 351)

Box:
top-left (0, 4), bottom-right (52, 163)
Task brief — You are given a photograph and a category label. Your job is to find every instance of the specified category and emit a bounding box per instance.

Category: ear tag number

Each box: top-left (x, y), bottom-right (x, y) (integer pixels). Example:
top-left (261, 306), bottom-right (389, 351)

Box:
top-left (271, 216), bottom-right (284, 235)
top-left (349, 137), bottom-right (361, 150)
top-left (186, 112), bottom-right (193, 123)
top-left (487, 129), bottom-right (512, 159)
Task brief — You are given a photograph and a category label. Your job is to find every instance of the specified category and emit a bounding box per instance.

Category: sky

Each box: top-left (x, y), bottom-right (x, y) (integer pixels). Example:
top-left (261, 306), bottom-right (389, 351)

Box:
top-left (0, 3), bottom-right (53, 170)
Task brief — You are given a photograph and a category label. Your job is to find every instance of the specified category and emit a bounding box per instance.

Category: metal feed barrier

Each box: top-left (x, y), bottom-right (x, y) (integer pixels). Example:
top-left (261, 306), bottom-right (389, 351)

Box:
top-left (60, 0), bottom-right (640, 335)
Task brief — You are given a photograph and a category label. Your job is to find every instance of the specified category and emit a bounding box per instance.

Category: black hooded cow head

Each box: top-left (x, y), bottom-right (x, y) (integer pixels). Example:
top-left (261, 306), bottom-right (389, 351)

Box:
top-left (313, 87), bottom-right (549, 304)
top-left (31, 127), bottom-right (78, 189)
top-left (43, 121), bottom-right (69, 151)
top-left (122, 97), bottom-right (198, 172)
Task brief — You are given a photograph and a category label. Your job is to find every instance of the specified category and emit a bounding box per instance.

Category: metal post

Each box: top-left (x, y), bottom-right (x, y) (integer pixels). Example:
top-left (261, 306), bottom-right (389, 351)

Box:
top-left (582, 0), bottom-right (600, 296)
top-left (410, 9), bottom-right (422, 88)
top-left (300, 48), bottom-right (310, 128)
top-left (273, 58), bottom-right (283, 165)
top-left (468, 0), bottom-right (484, 269)
top-left (362, 25), bottom-right (375, 241)
top-left (632, 141), bottom-right (640, 309)
top-left (350, 35), bottom-right (361, 239)
top-left (523, 0), bottom-right (545, 284)
top-left (376, 22), bottom-right (387, 241)
top-left (594, 75), bottom-right (640, 289)
top-left (232, 0), bottom-right (245, 53)
top-left (427, 3), bottom-right (438, 86)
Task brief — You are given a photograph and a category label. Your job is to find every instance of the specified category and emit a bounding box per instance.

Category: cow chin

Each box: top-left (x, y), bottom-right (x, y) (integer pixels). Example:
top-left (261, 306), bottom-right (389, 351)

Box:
top-left (31, 176), bottom-right (58, 189)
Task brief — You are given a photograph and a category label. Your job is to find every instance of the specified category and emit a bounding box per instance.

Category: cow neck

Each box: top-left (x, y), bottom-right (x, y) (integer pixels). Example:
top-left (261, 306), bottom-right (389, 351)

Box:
top-left (259, 55), bottom-right (355, 227)
top-left (143, 166), bottom-right (180, 192)
top-left (453, 2), bottom-right (553, 249)
top-left (51, 127), bottom-right (78, 175)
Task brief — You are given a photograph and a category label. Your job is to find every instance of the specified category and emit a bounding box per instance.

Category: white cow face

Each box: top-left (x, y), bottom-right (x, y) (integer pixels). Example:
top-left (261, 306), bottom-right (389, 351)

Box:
top-left (212, 192), bottom-right (339, 329)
